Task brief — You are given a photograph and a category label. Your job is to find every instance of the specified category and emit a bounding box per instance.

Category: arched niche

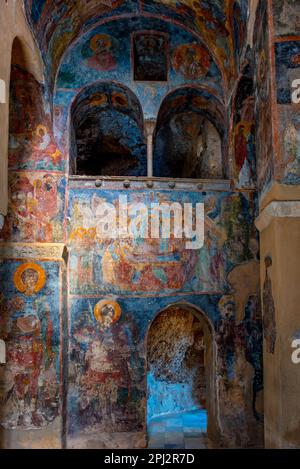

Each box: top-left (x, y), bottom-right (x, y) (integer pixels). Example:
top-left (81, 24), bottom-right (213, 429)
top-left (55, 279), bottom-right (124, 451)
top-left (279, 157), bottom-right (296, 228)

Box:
top-left (232, 70), bottom-right (256, 189)
top-left (153, 88), bottom-right (227, 179)
top-left (70, 81), bottom-right (146, 176)
top-left (7, 37), bottom-right (48, 171)
top-left (146, 302), bottom-right (220, 447)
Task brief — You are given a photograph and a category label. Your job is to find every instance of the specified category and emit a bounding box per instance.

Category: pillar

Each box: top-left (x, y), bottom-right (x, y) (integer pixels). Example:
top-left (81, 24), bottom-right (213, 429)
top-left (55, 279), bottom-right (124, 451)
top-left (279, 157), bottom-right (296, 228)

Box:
top-left (144, 120), bottom-right (156, 178)
top-left (256, 185), bottom-right (300, 448)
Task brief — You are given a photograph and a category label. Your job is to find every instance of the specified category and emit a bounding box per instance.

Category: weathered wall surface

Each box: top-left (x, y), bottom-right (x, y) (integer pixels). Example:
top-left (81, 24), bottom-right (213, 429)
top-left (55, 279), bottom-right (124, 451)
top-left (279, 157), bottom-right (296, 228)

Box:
top-left (66, 179), bottom-right (263, 448)
top-left (24, 1), bottom-right (249, 96)
top-left (253, 0), bottom-right (274, 196)
top-left (257, 215), bottom-right (300, 448)
top-left (0, 254), bottom-right (65, 448)
top-left (0, 0), bottom-right (43, 216)
top-left (0, 0), bottom-right (270, 450)
top-left (273, 1), bottom-right (300, 186)
top-left (250, 0), bottom-right (300, 449)
top-left (147, 307), bottom-right (206, 420)
top-left (0, 8), bottom-right (64, 447)
top-left (251, 0), bottom-right (300, 198)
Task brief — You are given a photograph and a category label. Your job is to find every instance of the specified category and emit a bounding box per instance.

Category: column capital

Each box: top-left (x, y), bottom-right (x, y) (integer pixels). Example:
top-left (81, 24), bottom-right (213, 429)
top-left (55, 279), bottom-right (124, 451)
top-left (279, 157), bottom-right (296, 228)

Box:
top-left (255, 200), bottom-right (300, 232)
top-left (144, 119), bottom-right (156, 139)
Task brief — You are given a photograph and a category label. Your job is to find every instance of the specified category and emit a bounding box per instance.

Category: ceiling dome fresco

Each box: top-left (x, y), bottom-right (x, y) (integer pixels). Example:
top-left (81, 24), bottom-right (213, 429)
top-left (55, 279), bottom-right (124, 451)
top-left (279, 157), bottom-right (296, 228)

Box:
top-left (24, 0), bottom-right (249, 95)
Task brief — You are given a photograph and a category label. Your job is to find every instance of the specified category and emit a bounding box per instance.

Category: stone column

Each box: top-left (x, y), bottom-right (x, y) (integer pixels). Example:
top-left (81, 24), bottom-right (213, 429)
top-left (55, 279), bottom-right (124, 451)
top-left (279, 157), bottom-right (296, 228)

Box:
top-left (144, 120), bottom-right (156, 178)
top-left (256, 185), bottom-right (300, 448)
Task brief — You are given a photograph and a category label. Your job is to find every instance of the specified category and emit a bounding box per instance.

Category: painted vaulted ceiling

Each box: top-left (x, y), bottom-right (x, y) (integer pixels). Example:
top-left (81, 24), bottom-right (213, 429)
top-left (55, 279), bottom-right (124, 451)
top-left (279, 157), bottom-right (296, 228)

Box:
top-left (24, 0), bottom-right (249, 97)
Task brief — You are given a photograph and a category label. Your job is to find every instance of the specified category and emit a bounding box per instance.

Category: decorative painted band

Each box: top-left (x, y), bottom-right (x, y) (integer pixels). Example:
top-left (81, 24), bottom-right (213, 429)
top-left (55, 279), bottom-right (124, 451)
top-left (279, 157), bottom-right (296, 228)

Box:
top-left (0, 243), bottom-right (67, 260)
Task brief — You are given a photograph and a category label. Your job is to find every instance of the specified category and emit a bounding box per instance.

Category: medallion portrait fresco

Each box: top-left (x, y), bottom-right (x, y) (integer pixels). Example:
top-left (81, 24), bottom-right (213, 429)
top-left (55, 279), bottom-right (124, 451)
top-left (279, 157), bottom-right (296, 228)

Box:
top-left (13, 263), bottom-right (46, 296)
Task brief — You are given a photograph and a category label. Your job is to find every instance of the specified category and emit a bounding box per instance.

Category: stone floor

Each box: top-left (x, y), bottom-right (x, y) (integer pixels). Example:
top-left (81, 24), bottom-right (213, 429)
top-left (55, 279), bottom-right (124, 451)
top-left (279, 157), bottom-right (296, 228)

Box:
top-left (147, 409), bottom-right (208, 449)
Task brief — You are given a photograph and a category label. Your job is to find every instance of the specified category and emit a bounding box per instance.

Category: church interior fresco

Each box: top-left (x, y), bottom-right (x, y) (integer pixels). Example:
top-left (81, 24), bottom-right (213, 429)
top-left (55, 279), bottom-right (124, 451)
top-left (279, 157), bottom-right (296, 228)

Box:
top-left (0, 259), bottom-right (63, 431)
top-left (25, 1), bottom-right (249, 93)
top-left (0, 0), bottom-right (299, 450)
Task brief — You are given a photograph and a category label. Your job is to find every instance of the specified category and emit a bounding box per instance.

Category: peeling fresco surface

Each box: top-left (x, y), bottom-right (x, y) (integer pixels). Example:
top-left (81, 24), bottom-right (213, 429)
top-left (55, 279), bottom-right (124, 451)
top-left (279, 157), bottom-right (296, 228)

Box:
top-left (253, 1), bottom-right (273, 194)
top-left (262, 257), bottom-right (276, 355)
top-left (273, 0), bottom-right (300, 36)
top-left (54, 16), bottom-right (224, 127)
top-left (0, 172), bottom-right (66, 244)
top-left (153, 87), bottom-right (225, 178)
top-left (233, 73), bottom-right (256, 189)
top-left (8, 66), bottom-right (64, 172)
top-left (275, 40), bottom-right (300, 185)
top-left (70, 82), bottom-right (146, 177)
top-left (67, 188), bottom-right (256, 295)
top-left (147, 307), bottom-right (206, 420)
top-left (0, 0), bottom-right (273, 450)
top-left (66, 183), bottom-right (263, 446)
top-left (0, 260), bottom-right (61, 430)
top-left (25, 1), bottom-right (249, 92)
top-left (68, 296), bottom-right (145, 435)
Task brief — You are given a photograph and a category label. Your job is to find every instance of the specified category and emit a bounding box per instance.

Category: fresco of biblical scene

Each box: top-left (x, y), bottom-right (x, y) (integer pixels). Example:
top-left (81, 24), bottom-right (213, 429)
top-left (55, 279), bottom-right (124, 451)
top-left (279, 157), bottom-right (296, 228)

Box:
top-left (275, 40), bottom-right (300, 184)
top-left (68, 287), bottom-right (263, 446)
top-left (68, 297), bottom-right (145, 435)
top-left (0, 260), bottom-right (61, 430)
top-left (27, 0), bottom-right (135, 84)
top-left (8, 66), bottom-right (64, 172)
top-left (0, 172), bottom-right (66, 243)
top-left (133, 32), bottom-right (168, 81)
top-left (233, 74), bottom-right (256, 188)
top-left (67, 188), bottom-right (256, 296)
top-left (253, 1), bottom-right (274, 193)
top-left (55, 16), bottom-right (224, 124)
top-left (25, 1), bottom-right (248, 93)
top-left (143, 0), bottom-right (248, 85)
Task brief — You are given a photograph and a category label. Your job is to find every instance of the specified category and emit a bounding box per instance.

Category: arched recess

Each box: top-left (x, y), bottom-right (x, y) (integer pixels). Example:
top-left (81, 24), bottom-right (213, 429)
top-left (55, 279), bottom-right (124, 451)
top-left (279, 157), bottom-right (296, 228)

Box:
top-left (232, 65), bottom-right (256, 189)
top-left (7, 37), bottom-right (47, 172)
top-left (146, 302), bottom-right (220, 447)
top-left (0, 29), bottom-right (44, 216)
top-left (69, 81), bottom-right (147, 176)
top-left (10, 36), bottom-right (44, 83)
top-left (153, 87), bottom-right (228, 179)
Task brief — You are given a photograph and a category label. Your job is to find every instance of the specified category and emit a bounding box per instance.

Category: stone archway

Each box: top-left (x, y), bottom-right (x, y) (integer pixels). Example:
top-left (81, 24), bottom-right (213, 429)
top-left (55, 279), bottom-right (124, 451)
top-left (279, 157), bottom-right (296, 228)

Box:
top-left (146, 302), bottom-right (219, 449)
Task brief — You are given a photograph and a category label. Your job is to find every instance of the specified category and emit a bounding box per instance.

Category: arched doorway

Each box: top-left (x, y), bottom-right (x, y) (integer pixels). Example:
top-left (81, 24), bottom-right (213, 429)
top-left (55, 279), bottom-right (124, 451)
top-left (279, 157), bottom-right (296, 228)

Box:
top-left (146, 303), bottom-right (218, 449)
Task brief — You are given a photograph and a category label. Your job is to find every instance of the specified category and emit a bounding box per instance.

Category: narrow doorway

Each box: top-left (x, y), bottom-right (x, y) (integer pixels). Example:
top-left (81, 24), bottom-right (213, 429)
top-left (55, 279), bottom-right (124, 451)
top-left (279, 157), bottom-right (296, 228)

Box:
top-left (147, 305), bottom-right (212, 449)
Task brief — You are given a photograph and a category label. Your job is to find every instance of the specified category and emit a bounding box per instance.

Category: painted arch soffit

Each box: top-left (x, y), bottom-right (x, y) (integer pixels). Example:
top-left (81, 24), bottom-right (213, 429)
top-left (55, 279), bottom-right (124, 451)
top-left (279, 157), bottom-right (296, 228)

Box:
top-left (24, 0), bottom-right (249, 94)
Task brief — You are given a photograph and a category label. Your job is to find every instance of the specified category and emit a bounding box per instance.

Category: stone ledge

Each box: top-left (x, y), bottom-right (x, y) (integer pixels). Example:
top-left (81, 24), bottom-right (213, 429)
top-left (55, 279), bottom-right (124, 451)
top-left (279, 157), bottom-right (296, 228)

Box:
top-left (0, 243), bottom-right (67, 260)
top-left (259, 182), bottom-right (300, 212)
top-left (255, 201), bottom-right (300, 232)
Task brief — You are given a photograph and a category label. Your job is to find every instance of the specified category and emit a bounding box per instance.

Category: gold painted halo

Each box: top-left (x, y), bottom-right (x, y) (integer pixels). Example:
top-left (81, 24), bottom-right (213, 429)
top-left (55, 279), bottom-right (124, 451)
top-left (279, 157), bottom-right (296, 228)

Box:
top-left (13, 263), bottom-right (46, 295)
top-left (35, 124), bottom-right (48, 136)
top-left (94, 299), bottom-right (121, 325)
top-left (90, 34), bottom-right (112, 52)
